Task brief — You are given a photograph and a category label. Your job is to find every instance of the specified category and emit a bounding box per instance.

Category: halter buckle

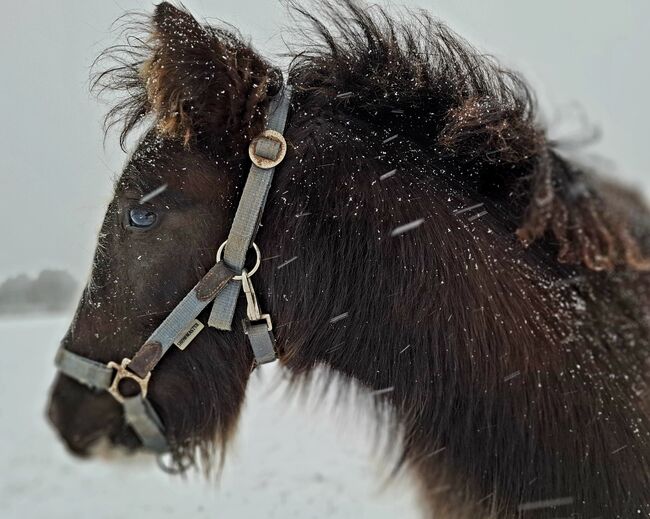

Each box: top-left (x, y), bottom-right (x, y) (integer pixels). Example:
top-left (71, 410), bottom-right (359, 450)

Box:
top-left (107, 358), bottom-right (151, 404)
top-left (248, 129), bottom-right (287, 169)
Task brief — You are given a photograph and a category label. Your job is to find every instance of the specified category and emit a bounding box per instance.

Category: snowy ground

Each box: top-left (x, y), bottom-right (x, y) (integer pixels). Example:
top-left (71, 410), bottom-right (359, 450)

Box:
top-left (0, 317), bottom-right (422, 519)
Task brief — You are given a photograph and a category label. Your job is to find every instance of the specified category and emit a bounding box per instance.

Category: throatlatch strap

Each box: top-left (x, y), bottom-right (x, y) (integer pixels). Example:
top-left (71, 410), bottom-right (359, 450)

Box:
top-left (209, 86), bottom-right (293, 331)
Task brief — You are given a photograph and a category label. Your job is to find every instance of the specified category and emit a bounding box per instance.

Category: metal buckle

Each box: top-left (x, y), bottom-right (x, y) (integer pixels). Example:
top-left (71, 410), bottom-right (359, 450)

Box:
top-left (106, 358), bottom-right (151, 404)
top-left (248, 129), bottom-right (287, 169)
top-left (241, 269), bottom-right (273, 332)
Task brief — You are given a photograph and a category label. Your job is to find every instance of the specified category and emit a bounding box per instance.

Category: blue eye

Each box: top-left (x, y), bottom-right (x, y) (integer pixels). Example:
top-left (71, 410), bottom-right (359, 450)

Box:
top-left (128, 207), bottom-right (157, 229)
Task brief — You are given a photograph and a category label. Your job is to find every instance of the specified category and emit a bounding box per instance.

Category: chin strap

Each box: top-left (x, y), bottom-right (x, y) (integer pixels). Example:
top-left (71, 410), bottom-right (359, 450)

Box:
top-left (55, 85), bottom-right (293, 455)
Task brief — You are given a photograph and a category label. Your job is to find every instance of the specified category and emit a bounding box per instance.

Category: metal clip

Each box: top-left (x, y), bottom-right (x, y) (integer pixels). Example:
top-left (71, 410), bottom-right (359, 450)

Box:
top-left (241, 269), bottom-right (273, 332)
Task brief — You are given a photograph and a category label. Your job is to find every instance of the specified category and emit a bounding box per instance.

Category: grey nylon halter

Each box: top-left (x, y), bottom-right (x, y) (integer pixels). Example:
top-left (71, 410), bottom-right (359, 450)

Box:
top-left (55, 85), bottom-right (293, 456)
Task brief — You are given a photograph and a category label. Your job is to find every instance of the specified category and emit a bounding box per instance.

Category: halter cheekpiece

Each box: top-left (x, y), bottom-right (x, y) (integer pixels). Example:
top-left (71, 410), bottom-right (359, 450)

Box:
top-left (55, 85), bottom-right (293, 457)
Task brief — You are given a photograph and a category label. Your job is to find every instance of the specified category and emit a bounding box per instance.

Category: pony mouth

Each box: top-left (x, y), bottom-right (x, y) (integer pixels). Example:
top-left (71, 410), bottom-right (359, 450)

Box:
top-left (56, 423), bottom-right (143, 460)
top-left (67, 428), bottom-right (144, 461)
top-left (102, 424), bottom-right (144, 455)
top-left (88, 436), bottom-right (146, 463)
top-left (56, 428), bottom-right (110, 458)
top-left (90, 433), bottom-right (194, 473)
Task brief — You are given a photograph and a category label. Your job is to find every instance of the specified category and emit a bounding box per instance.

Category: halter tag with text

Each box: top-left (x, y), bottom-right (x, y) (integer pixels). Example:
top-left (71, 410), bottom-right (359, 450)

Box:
top-left (174, 319), bottom-right (204, 350)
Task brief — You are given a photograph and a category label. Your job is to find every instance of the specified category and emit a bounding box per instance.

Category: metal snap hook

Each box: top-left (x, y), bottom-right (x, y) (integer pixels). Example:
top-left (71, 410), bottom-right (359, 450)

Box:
top-left (241, 269), bottom-right (273, 332)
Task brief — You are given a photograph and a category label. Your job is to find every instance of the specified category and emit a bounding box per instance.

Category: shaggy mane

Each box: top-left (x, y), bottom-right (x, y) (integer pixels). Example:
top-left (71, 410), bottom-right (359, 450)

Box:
top-left (93, 0), bottom-right (649, 271)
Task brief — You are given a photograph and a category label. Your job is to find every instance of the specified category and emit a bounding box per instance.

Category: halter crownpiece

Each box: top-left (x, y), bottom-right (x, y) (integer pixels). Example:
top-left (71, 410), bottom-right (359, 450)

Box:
top-left (55, 84), bottom-right (293, 457)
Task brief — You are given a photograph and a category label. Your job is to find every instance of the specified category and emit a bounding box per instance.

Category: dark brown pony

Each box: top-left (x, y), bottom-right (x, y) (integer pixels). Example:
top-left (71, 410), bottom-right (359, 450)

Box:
top-left (46, 1), bottom-right (650, 517)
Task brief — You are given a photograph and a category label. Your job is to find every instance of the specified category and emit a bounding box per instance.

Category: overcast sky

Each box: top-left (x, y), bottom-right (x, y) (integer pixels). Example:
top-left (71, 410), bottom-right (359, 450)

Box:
top-left (2, 0), bottom-right (649, 280)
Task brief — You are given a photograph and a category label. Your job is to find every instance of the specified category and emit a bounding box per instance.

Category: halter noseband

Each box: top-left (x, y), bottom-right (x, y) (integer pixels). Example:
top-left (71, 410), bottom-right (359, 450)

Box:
top-left (55, 86), bottom-right (293, 457)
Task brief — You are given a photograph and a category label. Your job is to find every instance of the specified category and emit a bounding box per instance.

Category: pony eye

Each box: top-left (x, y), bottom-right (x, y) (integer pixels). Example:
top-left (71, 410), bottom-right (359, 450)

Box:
top-left (128, 207), bottom-right (158, 229)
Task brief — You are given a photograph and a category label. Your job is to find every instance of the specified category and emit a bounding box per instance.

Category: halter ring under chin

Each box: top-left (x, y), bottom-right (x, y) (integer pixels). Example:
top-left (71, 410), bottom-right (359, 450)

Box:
top-left (107, 358), bottom-right (151, 404)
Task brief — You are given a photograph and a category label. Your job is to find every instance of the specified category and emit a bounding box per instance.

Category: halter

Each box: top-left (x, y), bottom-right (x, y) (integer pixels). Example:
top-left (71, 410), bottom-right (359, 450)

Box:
top-left (55, 85), bottom-right (293, 458)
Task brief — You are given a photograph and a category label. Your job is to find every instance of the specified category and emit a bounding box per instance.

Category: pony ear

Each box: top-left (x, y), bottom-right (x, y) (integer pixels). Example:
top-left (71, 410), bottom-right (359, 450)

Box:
top-left (142, 2), bottom-right (278, 151)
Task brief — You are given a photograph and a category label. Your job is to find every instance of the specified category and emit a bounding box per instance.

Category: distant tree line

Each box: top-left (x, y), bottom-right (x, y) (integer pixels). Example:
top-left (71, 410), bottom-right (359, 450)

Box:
top-left (0, 270), bottom-right (79, 314)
